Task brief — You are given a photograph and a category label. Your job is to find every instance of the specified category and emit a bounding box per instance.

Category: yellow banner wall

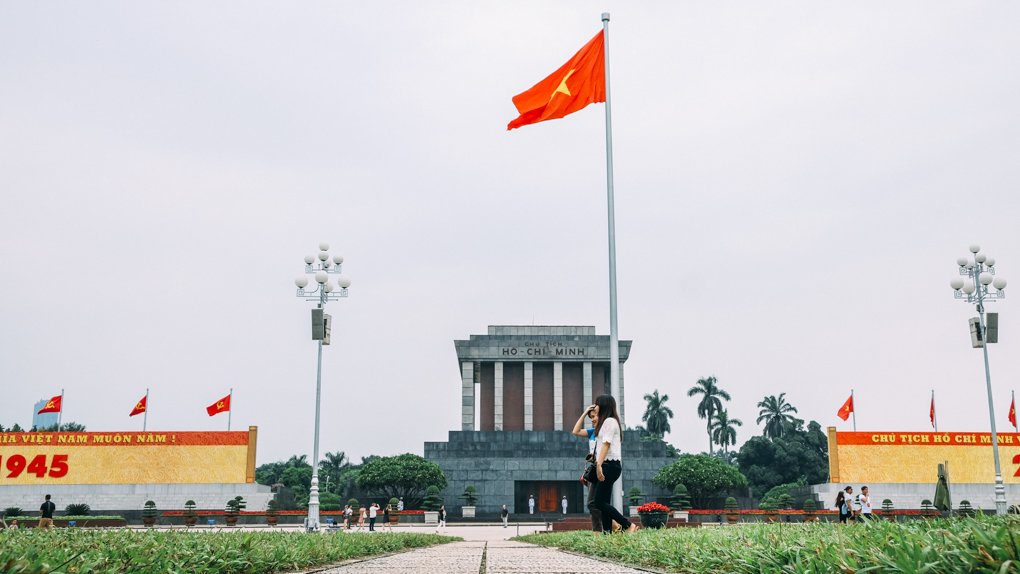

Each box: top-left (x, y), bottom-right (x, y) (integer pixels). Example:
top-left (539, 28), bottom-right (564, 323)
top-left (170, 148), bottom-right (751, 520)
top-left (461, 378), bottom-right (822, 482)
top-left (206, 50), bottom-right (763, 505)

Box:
top-left (828, 429), bottom-right (1020, 484)
top-left (0, 428), bottom-right (257, 485)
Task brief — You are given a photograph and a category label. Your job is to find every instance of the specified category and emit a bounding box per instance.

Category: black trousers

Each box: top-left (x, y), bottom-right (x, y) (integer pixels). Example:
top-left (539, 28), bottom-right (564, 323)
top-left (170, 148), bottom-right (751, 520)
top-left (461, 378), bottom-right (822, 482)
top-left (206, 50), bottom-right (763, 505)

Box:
top-left (592, 460), bottom-right (632, 532)
top-left (587, 481), bottom-right (602, 531)
top-left (369, 517), bottom-right (376, 531)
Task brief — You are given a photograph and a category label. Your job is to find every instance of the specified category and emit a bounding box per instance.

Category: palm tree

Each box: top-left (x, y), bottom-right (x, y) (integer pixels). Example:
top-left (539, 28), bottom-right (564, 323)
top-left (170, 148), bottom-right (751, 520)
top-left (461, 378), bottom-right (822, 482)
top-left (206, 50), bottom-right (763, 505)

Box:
top-left (642, 390), bottom-right (674, 438)
top-left (711, 410), bottom-right (742, 452)
top-left (756, 393), bottom-right (800, 439)
top-left (687, 376), bottom-right (731, 454)
top-left (319, 451), bottom-right (349, 494)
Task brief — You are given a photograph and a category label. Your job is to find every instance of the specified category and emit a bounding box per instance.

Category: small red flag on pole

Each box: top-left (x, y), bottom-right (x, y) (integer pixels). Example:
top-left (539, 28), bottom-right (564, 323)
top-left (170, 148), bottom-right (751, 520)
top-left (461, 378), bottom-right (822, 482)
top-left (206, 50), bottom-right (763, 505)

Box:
top-left (930, 392), bottom-right (937, 430)
top-left (38, 395), bottom-right (62, 414)
top-left (1009, 393), bottom-right (1017, 430)
top-left (837, 394), bottom-right (854, 421)
top-left (130, 395), bottom-right (147, 417)
top-left (207, 394), bottom-right (231, 417)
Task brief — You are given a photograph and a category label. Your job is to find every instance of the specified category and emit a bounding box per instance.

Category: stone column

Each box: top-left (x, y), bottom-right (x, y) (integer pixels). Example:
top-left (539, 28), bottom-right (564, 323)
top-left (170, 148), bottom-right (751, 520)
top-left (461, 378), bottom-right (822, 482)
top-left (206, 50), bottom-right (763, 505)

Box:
top-left (494, 361), bottom-right (504, 431)
top-left (553, 361), bottom-right (563, 431)
top-left (524, 362), bottom-right (533, 431)
top-left (582, 361), bottom-right (592, 428)
top-left (461, 361), bottom-right (474, 431)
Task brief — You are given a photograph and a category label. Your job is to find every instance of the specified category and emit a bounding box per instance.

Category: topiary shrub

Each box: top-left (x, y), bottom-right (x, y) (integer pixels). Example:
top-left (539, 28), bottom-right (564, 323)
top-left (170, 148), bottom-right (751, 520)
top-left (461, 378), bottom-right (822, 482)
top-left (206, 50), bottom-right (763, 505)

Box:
top-left (3, 507), bottom-right (23, 518)
top-left (724, 497), bottom-right (739, 512)
top-left (422, 486), bottom-right (443, 511)
top-left (921, 499), bottom-right (933, 510)
top-left (142, 501), bottom-right (158, 526)
top-left (460, 485), bottom-right (479, 506)
top-left (671, 484), bottom-right (692, 511)
top-left (65, 503), bottom-right (90, 516)
top-left (347, 498), bottom-right (360, 512)
top-left (627, 487), bottom-right (644, 506)
top-left (881, 499), bottom-right (894, 512)
top-left (802, 498), bottom-right (816, 512)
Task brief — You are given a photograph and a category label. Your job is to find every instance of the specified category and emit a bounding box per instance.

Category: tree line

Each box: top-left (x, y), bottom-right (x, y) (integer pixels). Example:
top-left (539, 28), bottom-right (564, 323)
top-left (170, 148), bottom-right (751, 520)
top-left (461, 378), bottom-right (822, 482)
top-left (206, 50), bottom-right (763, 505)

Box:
top-left (639, 378), bottom-right (828, 505)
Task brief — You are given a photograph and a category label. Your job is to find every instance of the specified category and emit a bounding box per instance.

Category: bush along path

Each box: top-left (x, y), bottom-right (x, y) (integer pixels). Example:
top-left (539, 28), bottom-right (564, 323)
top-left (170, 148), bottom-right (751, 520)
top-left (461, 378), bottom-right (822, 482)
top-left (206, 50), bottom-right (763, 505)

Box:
top-left (0, 529), bottom-right (455, 574)
top-left (518, 516), bottom-right (1020, 573)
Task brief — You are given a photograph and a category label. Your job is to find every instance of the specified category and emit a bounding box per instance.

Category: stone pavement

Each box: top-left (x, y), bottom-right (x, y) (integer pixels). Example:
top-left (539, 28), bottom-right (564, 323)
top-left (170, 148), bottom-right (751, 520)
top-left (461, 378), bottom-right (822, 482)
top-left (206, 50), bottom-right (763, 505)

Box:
top-left (317, 540), bottom-right (651, 574)
top-left (310, 523), bottom-right (651, 573)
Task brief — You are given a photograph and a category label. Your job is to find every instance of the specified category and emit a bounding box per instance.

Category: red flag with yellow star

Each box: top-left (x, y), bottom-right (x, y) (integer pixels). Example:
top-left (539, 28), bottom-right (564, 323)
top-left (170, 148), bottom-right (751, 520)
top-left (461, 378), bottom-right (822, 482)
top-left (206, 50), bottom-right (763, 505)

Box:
top-left (129, 395), bottom-right (147, 417)
top-left (1009, 396), bottom-right (1017, 429)
top-left (507, 30), bottom-right (605, 130)
top-left (38, 395), bottom-right (62, 414)
top-left (206, 394), bottom-right (231, 417)
top-left (837, 394), bottom-right (854, 421)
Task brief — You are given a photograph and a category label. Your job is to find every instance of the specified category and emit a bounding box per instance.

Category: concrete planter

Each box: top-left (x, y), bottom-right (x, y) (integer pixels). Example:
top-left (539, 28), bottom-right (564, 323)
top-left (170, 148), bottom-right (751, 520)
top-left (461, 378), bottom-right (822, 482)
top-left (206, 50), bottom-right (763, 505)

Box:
top-left (424, 511), bottom-right (439, 524)
top-left (461, 506), bottom-right (476, 518)
top-left (672, 510), bottom-right (689, 522)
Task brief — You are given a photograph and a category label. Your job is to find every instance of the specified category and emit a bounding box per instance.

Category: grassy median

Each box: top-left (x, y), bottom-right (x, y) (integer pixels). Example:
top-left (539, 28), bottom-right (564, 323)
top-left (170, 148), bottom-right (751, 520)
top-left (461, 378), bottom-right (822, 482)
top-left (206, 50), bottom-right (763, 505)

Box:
top-left (518, 516), bottom-right (1020, 573)
top-left (0, 529), bottom-right (456, 574)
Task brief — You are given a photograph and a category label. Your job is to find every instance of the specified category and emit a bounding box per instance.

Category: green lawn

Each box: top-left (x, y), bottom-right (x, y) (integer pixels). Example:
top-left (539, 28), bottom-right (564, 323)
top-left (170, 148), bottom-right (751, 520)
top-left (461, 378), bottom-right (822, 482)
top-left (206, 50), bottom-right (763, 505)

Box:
top-left (0, 529), bottom-right (456, 574)
top-left (518, 516), bottom-right (1020, 573)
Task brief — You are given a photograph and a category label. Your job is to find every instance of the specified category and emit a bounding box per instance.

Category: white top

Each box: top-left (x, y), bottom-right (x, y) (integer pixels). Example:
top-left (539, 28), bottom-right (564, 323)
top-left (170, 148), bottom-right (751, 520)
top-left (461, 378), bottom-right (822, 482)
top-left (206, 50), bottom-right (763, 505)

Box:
top-left (859, 493), bottom-right (872, 514)
top-left (597, 417), bottom-right (622, 461)
top-left (369, 505), bottom-right (377, 518)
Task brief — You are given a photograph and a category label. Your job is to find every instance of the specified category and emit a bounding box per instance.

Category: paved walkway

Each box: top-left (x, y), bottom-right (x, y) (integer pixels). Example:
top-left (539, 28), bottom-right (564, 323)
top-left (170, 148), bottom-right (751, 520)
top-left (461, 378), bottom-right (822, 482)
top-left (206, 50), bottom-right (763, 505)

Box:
top-left (318, 540), bottom-right (649, 574)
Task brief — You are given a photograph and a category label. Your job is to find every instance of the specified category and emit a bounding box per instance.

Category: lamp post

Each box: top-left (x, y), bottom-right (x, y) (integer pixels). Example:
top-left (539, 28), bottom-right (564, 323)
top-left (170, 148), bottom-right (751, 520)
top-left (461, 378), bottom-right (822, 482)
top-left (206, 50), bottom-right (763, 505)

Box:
top-left (295, 242), bottom-right (351, 531)
top-left (949, 244), bottom-right (1007, 515)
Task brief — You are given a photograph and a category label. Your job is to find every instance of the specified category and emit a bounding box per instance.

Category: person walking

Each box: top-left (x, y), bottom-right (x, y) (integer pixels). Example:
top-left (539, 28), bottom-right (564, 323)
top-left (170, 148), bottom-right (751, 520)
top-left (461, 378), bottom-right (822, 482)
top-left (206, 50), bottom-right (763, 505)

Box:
top-left (436, 504), bottom-right (447, 532)
top-left (383, 504), bottom-right (392, 531)
top-left (572, 405), bottom-right (603, 531)
top-left (858, 486), bottom-right (873, 520)
top-left (342, 505), bottom-right (352, 529)
top-left (357, 505), bottom-right (367, 531)
top-left (590, 395), bottom-right (637, 533)
top-left (500, 504), bottom-right (509, 528)
top-left (368, 502), bottom-right (378, 531)
top-left (39, 494), bottom-right (56, 529)
top-left (836, 486), bottom-right (853, 524)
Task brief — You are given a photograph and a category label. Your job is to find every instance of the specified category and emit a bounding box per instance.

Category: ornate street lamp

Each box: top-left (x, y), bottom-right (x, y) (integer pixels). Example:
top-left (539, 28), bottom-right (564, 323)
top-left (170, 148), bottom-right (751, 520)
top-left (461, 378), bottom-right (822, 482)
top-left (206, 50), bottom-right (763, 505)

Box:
top-left (295, 242), bottom-right (351, 530)
top-left (950, 244), bottom-right (1007, 515)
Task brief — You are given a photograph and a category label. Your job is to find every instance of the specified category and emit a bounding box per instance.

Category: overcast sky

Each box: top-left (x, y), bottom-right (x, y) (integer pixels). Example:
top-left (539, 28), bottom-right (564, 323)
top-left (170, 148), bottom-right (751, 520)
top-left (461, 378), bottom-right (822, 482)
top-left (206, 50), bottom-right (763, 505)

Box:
top-left (2, 2), bottom-right (1019, 468)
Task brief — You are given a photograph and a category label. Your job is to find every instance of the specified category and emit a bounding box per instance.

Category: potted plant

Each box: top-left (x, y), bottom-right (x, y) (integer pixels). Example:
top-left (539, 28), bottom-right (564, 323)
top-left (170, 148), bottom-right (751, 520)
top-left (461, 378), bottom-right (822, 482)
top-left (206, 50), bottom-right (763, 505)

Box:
top-left (142, 500), bottom-right (158, 527)
top-left (460, 485), bottom-right (479, 518)
top-left (670, 484), bottom-right (692, 521)
top-left (759, 500), bottom-right (779, 524)
top-left (388, 498), bottom-right (400, 524)
top-left (636, 502), bottom-right (670, 529)
top-left (724, 497), bottom-right (739, 524)
top-left (265, 499), bottom-right (279, 527)
top-left (422, 486), bottom-right (443, 524)
top-left (225, 496), bottom-right (246, 526)
top-left (957, 500), bottom-right (974, 518)
top-left (802, 497), bottom-right (818, 523)
top-left (183, 500), bottom-right (198, 527)
top-left (881, 498), bottom-right (895, 521)
top-left (627, 487), bottom-right (644, 517)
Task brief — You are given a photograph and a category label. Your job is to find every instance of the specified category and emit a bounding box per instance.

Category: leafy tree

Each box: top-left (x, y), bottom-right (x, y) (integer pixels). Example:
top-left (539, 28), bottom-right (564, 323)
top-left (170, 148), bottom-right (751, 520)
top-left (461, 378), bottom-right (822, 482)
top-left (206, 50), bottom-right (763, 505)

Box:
top-left (318, 451), bottom-right (349, 495)
top-left (31, 422), bottom-right (87, 432)
top-left (653, 454), bottom-right (747, 508)
top-left (641, 390), bottom-right (673, 438)
top-left (687, 376), bottom-right (731, 454)
top-left (0, 424), bottom-right (27, 432)
top-left (355, 453), bottom-right (447, 508)
top-left (318, 491), bottom-right (343, 511)
top-left (758, 481), bottom-right (803, 509)
top-left (710, 410), bottom-right (742, 452)
top-left (736, 421), bottom-right (828, 497)
top-left (756, 393), bottom-right (801, 439)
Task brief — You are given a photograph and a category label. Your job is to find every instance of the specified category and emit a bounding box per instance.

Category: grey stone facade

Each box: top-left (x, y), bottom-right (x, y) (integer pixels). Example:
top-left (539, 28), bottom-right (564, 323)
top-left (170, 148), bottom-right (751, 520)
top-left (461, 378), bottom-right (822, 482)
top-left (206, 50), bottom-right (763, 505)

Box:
top-left (425, 430), bottom-right (675, 516)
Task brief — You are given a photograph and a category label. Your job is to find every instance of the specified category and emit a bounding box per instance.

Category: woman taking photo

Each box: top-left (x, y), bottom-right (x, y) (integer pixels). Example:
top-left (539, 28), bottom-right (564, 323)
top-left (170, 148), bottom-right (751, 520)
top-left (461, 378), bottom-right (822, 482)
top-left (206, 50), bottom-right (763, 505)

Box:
top-left (591, 394), bottom-right (637, 533)
top-left (571, 403), bottom-right (602, 531)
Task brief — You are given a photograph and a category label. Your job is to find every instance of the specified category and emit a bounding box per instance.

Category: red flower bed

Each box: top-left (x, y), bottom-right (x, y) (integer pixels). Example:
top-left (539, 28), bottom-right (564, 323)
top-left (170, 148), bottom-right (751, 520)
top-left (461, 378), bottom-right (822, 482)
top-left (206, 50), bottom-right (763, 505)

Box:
top-left (398, 510), bottom-right (425, 515)
top-left (636, 502), bottom-right (671, 514)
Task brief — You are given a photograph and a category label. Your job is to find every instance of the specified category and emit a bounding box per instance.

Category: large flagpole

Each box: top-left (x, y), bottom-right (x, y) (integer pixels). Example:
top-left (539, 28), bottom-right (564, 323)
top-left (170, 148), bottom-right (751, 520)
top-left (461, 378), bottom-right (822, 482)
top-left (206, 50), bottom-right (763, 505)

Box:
top-left (931, 389), bottom-right (938, 433)
top-left (228, 388), bottom-right (233, 431)
top-left (601, 12), bottom-right (624, 513)
top-left (1013, 390), bottom-right (1017, 432)
top-left (143, 388), bottom-right (149, 433)
top-left (58, 388), bottom-right (64, 429)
